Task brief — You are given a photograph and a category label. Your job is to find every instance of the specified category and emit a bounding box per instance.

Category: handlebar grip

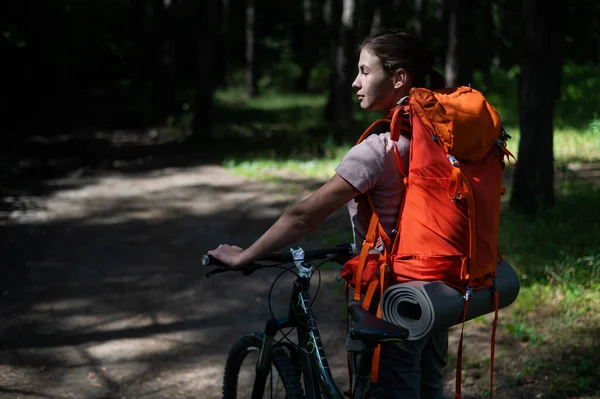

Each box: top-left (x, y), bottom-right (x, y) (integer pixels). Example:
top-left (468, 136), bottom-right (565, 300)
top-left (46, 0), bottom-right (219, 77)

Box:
top-left (201, 254), bottom-right (224, 267)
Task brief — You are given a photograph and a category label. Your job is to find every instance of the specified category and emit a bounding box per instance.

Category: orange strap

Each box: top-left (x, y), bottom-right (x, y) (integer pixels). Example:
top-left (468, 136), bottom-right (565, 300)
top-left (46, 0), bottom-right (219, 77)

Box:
top-left (454, 296), bottom-right (470, 399)
top-left (356, 118), bottom-right (391, 144)
top-left (365, 194), bottom-right (390, 247)
top-left (371, 344), bottom-right (382, 383)
top-left (389, 132), bottom-right (409, 256)
top-left (490, 281), bottom-right (499, 398)
top-left (389, 104), bottom-right (410, 142)
top-left (462, 176), bottom-right (478, 275)
top-left (389, 107), bottom-right (402, 141)
top-left (344, 282), bottom-right (354, 397)
top-left (353, 211), bottom-right (380, 301)
top-left (501, 146), bottom-right (518, 166)
top-left (369, 262), bottom-right (388, 383)
top-left (448, 166), bottom-right (477, 280)
top-left (377, 263), bottom-right (386, 318)
top-left (362, 279), bottom-right (379, 311)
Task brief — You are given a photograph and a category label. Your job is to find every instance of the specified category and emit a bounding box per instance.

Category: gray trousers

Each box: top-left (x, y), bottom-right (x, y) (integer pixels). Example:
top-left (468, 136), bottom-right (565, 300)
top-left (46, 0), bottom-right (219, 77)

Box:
top-left (348, 330), bottom-right (448, 399)
top-left (346, 288), bottom-right (448, 399)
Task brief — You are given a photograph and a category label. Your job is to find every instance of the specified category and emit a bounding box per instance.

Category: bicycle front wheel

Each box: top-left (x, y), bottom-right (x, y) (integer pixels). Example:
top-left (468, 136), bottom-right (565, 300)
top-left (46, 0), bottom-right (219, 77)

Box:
top-left (222, 332), bottom-right (305, 399)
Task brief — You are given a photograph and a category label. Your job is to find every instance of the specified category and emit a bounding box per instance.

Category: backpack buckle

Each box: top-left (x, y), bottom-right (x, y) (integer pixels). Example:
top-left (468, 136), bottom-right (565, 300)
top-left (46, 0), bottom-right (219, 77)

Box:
top-left (447, 155), bottom-right (460, 167)
top-left (374, 237), bottom-right (385, 253)
top-left (397, 96), bottom-right (409, 105)
top-left (501, 126), bottom-right (512, 141)
top-left (463, 286), bottom-right (473, 301)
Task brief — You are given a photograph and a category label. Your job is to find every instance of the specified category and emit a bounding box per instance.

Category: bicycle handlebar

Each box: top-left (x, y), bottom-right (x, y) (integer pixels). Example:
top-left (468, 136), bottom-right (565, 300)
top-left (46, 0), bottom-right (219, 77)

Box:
top-left (201, 243), bottom-right (355, 278)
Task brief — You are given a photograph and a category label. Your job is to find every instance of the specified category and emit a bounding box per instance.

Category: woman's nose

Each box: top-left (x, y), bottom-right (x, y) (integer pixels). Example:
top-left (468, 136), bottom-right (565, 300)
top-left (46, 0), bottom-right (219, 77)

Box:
top-left (352, 75), bottom-right (360, 89)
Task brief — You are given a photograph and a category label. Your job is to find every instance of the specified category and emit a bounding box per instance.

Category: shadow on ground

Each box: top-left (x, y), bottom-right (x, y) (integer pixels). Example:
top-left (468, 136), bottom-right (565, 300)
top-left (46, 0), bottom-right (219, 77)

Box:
top-left (0, 162), bottom-right (352, 398)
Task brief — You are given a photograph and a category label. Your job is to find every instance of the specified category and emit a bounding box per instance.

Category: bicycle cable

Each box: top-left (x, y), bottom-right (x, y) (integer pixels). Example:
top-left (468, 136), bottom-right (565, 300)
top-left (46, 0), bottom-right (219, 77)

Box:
top-left (267, 263), bottom-right (302, 349)
top-left (270, 258), bottom-right (334, 352)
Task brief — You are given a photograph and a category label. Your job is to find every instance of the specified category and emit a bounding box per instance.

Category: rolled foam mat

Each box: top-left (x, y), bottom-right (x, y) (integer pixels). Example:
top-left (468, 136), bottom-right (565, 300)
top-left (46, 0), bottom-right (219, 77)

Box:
top-left (381, 260), bottom-right (520, 340)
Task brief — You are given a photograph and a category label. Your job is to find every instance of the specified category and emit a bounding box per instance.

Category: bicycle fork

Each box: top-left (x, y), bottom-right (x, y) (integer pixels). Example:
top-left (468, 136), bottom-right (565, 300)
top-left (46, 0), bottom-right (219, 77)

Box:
top-left (251, 317), bottom-right (290, 399)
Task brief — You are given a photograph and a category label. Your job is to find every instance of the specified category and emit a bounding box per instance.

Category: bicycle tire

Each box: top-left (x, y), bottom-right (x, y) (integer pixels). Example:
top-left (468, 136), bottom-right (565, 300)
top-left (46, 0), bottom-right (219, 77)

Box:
top-left (222, 332), bottom-right (305, 399)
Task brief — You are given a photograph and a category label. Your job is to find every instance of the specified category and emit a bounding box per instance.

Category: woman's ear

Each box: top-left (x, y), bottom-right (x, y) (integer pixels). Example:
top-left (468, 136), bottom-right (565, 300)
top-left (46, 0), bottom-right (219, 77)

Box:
top-left (393, 68), bottom-right (410, 89)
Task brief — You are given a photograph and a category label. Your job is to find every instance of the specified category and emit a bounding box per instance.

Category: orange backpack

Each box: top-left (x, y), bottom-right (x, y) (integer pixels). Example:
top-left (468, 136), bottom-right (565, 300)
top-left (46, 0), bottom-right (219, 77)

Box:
top-left (341, 85), bottom-right (517, 398)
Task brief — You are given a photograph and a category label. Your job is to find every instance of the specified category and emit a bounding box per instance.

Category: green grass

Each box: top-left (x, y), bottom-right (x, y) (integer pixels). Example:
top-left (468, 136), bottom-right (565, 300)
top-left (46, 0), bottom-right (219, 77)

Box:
top-left (500, 179), bottom-right (600, 288)
top-left (223, 155), bottom-right (343, 181)
top-left (504, 126), bottom-right (600, 165)
top-left (215, 88), bottom-right (327, 110)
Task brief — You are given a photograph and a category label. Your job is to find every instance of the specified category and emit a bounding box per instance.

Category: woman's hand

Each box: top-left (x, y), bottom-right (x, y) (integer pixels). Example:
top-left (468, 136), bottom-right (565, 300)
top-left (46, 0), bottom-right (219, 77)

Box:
top-left (207, 244), bottom-right (247, 270)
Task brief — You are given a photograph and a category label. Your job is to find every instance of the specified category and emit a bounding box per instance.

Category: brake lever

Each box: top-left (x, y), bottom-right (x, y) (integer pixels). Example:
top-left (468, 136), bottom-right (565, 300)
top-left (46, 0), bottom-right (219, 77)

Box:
top-left (205, 263), bottom-right (261, 279)
top-left (206, 268), bottom-right (230, 278)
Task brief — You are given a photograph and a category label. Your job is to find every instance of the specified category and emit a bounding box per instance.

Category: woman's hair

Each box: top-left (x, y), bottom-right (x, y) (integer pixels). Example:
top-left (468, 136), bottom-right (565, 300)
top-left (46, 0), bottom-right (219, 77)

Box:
top-left (359, 28), bottom-right (445, 90)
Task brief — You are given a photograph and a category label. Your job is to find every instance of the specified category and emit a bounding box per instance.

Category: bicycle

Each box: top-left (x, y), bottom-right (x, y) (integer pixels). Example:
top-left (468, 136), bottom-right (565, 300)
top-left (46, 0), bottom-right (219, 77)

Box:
top-left (201, 243), bottom-right (409, 399)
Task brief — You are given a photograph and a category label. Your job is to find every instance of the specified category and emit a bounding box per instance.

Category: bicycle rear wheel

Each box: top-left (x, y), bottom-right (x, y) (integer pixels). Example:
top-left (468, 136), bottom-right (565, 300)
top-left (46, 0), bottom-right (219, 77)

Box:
top-left (222, 332), bottom-right (305, 399)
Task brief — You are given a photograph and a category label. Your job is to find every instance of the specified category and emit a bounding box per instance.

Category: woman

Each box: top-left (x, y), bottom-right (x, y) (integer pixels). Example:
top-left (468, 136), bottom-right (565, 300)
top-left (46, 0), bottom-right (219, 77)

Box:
top-left (208, 28), bottom-right (447, 399)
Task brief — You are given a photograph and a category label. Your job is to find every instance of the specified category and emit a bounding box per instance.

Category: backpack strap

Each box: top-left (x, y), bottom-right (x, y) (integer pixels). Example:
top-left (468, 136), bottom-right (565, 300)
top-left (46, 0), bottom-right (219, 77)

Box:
top-left (356, 118), bottom-right (392, 144)
top-left (353, 195), bottom-right (390, 302)
top-left (349, 108), bottom-right (411, 388)
top-left (490, 276), bottom-right (499, 399)
top-left (351, 193), bottom-right (392, 386)
top-left (454, 288), bottom-right (471, 399)
top-left (501, 146), bottom-right (518, 166)
top-left (344, 282), bottom-right (354, 398)
top-left (447, 160), bottom-right (477, 280)
top-left (389, 104), bottom-right (411, 142)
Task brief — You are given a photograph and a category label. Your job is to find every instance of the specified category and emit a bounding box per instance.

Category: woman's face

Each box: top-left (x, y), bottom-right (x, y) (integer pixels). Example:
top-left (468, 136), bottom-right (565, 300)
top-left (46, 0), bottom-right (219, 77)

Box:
top-left (352, 49), bottom-right (404, 113)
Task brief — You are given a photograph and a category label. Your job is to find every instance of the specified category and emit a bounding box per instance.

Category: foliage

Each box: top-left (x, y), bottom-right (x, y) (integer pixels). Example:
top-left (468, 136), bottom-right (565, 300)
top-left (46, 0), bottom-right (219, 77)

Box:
top-left (3, 1), bottom-right (599, 135)
top-left (500, 179), bottom-right (600, 288)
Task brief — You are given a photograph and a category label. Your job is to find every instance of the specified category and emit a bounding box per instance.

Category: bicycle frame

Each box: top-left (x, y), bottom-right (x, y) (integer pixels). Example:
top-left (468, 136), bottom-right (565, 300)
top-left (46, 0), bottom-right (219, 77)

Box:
top-left (251, 272), bottom-right (344, 399)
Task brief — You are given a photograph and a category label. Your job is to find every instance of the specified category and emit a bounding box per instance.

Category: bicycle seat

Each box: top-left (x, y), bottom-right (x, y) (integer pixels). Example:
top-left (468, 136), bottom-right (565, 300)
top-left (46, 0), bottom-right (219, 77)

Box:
top-left (348, 303), bottom-right (409, 342)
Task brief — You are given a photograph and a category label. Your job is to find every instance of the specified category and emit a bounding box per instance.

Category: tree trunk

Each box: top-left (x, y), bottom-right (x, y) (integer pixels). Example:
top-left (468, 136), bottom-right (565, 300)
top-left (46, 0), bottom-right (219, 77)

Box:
top-left (191, 0), bottom-right (218, 145)
top-left (331, 0), bottom-right (356, 142)
top-left (444, 0), bottom-right (474, 87)
top-left (414, 0), bottom-right (428, 39)
top-left (150, 0), bottom-right (176, 123)
top-left (245, 0), bottom-right (258, 98)
top-left (510, 0), bottom-right (562, 215)
top-left (370, 3), bottom-right (383, 35)
top-left (481, 0), bottom-right (494, 89)
top-left (324, 0), bottom-right (341, 123)
top-left (219, 0), bottom-right (231, 86)
top-left (298, 0), bottom-right (313, 92)
top-left (370, 0), bottom-right (395, 35)
top-left (379, 0), bottom-right (403, 32)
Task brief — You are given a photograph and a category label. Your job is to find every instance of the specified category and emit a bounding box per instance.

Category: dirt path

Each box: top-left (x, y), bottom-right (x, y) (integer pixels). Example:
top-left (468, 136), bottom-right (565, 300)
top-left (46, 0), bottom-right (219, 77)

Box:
top-left (0, 165), bottom-right (356, 399)
top-left (0, 163), bottom-right (543, 399)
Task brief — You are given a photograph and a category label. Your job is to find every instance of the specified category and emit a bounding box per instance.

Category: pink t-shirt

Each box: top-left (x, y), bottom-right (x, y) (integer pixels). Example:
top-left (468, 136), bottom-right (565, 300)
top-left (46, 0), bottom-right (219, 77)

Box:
top-left (335, 132), bottom-right (410, 253)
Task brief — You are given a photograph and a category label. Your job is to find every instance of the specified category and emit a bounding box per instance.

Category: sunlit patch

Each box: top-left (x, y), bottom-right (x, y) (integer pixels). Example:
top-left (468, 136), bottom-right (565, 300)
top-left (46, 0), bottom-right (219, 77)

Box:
top-left (32, 298), bottom-right (93, 312)
top-left (86, 337), bottom-right (179, 361)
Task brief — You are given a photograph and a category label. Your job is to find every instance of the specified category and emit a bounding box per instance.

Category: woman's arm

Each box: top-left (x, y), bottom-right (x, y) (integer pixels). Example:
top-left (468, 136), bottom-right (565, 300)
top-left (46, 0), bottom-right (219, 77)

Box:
top-left (207, 173), bottom-right (360, 268)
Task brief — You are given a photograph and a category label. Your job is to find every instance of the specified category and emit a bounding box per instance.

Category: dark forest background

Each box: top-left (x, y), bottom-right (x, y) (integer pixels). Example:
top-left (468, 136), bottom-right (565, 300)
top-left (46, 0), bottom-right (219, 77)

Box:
top-left (1, 0), bottom-right (599, 214)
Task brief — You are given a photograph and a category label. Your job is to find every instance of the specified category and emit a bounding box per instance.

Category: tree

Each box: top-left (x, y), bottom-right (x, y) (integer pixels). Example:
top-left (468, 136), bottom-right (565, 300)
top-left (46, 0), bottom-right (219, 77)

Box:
top-left (414, 0), bottom-right (428, 39)
top-left (510, 0), bottom-right (562, 215)
top-left (298, 0), bottom-right (314, 92)
top-left (325, 0), bottom-right (356, 143)
top-left (444, 0), bottom-right (474, 87)
top-left (191, 0), bottom-right (219, 144)
top-left (219, 0), bottom-right (232, 86)
top-left (245, 0), bottom-right (258, 97)
top-left (150, 0), bottom-right (176, 123)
